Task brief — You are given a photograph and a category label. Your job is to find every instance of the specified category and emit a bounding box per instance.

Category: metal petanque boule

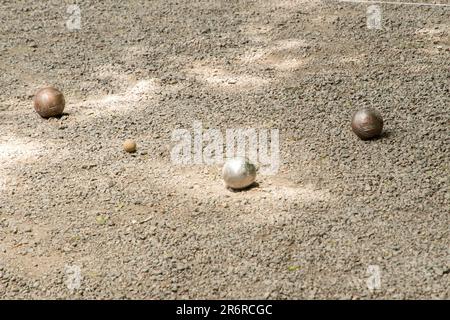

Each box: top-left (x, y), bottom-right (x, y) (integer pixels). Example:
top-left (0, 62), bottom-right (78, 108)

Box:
top-left (351, 108), bottom-right (383, 140)
top-left (33, 87), bottom-right (65, 118)
top-left (222, 157), bottom-right (257, 190)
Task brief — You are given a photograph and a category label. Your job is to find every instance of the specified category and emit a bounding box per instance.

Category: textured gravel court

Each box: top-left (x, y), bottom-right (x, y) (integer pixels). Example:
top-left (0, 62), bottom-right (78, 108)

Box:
top-left (0, 0), bottom-right (448, 299)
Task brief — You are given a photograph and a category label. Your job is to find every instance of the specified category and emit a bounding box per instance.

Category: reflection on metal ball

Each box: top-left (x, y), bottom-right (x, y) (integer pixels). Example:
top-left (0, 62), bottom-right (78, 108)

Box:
top-left (351, 108), bottom-right (383, 140)
top-left (33, 87), bottom-right (65, 118)
top-left (222, 157), bottom-right (256, 190)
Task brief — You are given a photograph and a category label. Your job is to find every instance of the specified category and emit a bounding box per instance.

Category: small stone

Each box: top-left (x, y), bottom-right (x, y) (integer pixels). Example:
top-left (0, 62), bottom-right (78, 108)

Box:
top-left (96, 215), bottom-right (109, 225)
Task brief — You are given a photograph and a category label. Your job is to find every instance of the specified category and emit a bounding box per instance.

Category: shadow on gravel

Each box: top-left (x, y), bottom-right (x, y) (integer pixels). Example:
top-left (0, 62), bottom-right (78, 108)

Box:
top-left (371, 130), bottom-right (393, 141)
top-left (226, 182), bottom-right (260, 193)
top-left (45, 112), bottom-right (70, 119)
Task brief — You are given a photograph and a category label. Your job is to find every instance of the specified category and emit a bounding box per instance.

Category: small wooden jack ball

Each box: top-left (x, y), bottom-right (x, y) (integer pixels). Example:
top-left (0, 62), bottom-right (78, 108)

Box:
top-left (123, 139), bottom-right (137, 153)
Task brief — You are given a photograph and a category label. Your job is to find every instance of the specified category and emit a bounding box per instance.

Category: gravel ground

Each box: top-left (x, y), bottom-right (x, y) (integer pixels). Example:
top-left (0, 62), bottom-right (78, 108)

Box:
top-left (0, 0), bottom-right (448, 299)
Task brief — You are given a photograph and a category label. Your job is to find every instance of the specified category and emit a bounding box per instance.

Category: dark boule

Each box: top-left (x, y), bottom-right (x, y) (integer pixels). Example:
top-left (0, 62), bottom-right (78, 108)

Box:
top-left (351, 108), bottom-right (383, 140)
top-left (33, 87), bottom-right (65, 118)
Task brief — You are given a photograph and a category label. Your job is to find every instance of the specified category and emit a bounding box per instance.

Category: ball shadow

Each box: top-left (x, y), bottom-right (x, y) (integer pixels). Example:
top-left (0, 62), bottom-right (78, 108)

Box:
top-left (38, 112), bottom-right (70, 120)
top-left (372, 130), bottom-right (392, 141)
top-left (227, 181), bottom-right (260, 193)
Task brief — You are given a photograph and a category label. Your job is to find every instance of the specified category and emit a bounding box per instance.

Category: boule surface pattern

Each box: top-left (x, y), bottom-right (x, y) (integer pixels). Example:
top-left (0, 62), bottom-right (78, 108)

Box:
top-left (33, 87), bottom-right (65, 118)
top-left (351, 108), bottom-right (383, 140)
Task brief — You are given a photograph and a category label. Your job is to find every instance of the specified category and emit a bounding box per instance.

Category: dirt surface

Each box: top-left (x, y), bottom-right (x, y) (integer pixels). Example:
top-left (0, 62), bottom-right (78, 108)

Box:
top-left (0, 0), bottom-right (449, 299)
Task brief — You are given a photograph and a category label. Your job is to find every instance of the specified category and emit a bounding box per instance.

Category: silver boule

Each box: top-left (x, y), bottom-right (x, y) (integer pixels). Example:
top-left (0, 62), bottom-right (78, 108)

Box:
top-left (222, 157), bottom-right (256, 190)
